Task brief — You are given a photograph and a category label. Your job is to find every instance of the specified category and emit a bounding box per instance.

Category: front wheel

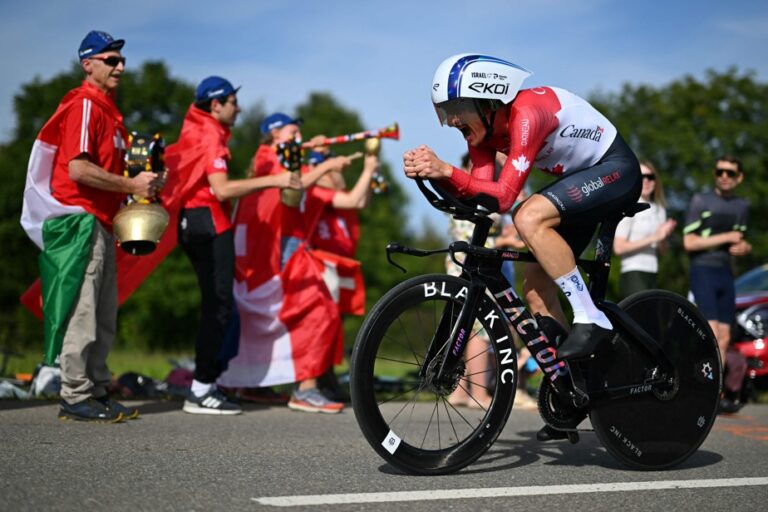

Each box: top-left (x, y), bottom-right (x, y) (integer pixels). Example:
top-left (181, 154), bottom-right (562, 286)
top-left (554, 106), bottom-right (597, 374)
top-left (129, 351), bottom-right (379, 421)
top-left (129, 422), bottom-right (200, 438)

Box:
top-left (350, 274), bottom-right (518, 475)
top-left (589, 290), bottom-right (721, 469)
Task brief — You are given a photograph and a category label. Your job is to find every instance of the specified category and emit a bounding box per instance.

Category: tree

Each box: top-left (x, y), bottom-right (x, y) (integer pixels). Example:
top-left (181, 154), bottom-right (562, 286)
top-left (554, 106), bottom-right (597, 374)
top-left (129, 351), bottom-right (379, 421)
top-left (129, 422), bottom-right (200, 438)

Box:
top-left (589, 68), bottom-right (768, 298)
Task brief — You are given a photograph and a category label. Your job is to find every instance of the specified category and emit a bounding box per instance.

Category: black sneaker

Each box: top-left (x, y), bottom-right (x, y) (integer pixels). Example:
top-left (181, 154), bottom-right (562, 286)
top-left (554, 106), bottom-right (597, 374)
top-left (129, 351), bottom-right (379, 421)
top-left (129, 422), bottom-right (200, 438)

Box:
top-left (717, 397), bottom-right (743, 415)
top-left (96, 396), bottom-right (140, 419)
top-left (557, 323), bottom-right (614, 360)
top-left (58, 398), bottom-right (124, 423)
top-left (183, 389), bottom-right (242, 415)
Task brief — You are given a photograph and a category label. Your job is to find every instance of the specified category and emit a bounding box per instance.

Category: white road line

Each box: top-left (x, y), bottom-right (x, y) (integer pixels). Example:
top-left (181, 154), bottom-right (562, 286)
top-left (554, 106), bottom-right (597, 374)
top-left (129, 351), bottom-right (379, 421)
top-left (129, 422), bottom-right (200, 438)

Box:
top-left (253, 477), bottom-right (768, 507)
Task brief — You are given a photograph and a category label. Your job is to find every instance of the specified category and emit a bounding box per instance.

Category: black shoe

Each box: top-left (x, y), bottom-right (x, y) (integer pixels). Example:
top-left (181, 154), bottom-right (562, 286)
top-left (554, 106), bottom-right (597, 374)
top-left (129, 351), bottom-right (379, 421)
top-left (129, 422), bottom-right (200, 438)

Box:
top-left (557, 323), bottom-right (614, 360)
top-left (717, 397), bottom-right (743, 415)
top-left (536, 424), bottom-right (568, 441)
top-left (96, 396), bottom-right (140, 419)
top-left (58, 398), bottom-right (124, 423)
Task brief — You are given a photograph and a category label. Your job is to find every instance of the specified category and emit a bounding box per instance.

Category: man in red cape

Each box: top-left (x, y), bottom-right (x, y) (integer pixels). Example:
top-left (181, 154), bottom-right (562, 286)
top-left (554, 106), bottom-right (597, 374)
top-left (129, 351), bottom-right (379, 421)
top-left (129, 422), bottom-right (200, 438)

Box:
top-left (20, 31), bottom-right (162, 422)
top-left (172, 79), bottom-right (300, 416)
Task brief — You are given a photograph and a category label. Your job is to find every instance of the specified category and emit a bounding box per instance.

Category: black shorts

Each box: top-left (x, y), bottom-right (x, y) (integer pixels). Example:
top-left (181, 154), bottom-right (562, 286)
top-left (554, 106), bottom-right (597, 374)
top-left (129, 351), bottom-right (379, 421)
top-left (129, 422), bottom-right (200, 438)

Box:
top-left (538, 134), bottom-right (641, 256)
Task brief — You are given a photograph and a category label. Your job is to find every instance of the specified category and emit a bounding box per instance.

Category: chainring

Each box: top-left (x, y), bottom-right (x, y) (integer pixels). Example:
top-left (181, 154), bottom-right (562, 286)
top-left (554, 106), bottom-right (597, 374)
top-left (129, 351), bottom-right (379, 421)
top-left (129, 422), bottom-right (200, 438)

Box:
top-left (537, 380), bottom-right (588, 430)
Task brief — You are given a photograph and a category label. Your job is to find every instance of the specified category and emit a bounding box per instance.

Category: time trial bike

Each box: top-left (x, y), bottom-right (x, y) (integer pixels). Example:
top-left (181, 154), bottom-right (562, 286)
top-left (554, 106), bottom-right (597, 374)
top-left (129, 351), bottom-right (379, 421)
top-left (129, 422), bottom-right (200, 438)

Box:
top-left (350, 180), bottom-right (721, 475)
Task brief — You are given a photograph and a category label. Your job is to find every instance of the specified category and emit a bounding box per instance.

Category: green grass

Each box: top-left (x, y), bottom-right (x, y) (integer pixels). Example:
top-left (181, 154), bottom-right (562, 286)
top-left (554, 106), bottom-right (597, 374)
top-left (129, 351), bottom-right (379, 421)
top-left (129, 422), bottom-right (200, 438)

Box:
top-left (3, 350), bottom-right (193, 382)
top-left (5, 348), bottom-right (766, 404)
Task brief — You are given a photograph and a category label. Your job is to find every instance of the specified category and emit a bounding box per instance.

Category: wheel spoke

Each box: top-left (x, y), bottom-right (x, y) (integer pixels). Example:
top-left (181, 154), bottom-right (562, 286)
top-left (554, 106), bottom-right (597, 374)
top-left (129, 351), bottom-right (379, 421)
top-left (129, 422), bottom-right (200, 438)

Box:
top-left (374, 355), bottom-right (423, 367)
top-left (420, 399), bottom-right (439, 450)
top-left (352, 275), bottom-right (517, 474)
top-left (375, 381), bottom-right (421, 406)
top-left (441, 396), bottom-right (461, 442)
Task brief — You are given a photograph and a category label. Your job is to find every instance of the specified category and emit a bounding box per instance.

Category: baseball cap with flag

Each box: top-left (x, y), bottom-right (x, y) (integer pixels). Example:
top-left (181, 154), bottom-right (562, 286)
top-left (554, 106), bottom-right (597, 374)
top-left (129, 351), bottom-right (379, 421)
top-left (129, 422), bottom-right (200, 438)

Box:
top-left (260, 113), bottom-right (303, 135)
top-left (195, 76), bottom-right (240, 102)
top-left (78, 31), bottom-right (124, 60)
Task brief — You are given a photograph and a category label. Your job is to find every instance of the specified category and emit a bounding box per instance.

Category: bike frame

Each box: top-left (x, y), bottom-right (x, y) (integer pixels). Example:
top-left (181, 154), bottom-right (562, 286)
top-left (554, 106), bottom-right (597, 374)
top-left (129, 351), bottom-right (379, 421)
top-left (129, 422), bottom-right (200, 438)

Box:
top-left (386, 181), bottom-right (675, 407)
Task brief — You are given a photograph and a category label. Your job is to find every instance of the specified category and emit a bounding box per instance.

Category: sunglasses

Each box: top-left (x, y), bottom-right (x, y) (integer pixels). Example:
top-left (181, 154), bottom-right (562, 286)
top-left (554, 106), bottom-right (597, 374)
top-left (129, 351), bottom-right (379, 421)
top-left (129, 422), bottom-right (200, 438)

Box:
top-left (641, 174), bottom-right (656, 181)
top-left (715, 168), bottom-right (739, 178)
top-left (91, 56), bottom-right (126, 67)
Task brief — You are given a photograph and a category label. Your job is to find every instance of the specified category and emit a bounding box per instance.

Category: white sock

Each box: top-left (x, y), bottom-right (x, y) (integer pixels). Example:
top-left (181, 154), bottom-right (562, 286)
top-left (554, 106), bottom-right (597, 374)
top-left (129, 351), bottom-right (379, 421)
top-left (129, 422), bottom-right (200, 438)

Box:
top-left (191, 379), bottom-right (214, 398)
top-left (555, 267), bottom-right (612, 329)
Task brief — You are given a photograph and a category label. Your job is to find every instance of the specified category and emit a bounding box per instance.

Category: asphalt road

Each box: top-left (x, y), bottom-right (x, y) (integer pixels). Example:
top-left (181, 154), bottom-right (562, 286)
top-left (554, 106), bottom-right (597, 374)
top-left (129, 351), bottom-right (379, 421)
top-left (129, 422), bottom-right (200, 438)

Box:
top-left (1, 399), bottom-right (767, 511)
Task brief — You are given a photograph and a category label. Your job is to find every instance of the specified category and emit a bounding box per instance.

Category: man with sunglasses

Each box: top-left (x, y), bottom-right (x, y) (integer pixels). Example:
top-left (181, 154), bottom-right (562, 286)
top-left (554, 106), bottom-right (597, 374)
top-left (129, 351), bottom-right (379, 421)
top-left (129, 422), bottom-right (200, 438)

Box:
top-left (21, 31), bottom-right (164, 422)
top-left (684, 155), bottom-right (751, 413)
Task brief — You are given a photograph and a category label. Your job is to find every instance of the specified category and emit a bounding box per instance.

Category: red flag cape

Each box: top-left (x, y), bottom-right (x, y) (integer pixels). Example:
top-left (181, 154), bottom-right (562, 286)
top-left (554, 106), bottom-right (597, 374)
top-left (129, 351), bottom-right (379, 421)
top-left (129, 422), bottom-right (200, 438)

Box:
top-left (218, 146), bottom-right (343, 387)
top-left (311, 249), bottom-right (365, 316)
top-left (21, 105), bottom-right (228, 318)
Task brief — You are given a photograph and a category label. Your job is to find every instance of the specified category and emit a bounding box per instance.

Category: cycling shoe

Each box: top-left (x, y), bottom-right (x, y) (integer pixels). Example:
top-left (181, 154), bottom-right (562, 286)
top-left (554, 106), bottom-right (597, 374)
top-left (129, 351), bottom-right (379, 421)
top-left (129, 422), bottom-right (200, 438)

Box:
top-left (536, 424), bottom-right (568, 441)
top-left (556, 322), bottom-right (614, 360)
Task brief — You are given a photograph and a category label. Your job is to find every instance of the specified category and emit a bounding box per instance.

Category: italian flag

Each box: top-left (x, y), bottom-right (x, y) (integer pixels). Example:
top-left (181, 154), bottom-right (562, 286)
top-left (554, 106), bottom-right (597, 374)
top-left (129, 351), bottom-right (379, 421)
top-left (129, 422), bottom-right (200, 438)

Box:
top-left (21, 88), bottom-right (97, 364)
top-left (20, 103), bottom-right (211, 363)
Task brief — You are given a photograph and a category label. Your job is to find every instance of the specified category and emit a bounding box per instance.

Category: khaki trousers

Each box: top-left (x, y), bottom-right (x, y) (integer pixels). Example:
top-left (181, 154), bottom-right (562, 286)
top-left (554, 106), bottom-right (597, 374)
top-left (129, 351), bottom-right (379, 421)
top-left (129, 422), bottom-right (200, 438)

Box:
top-left (59, 222), bottom-right (117, 404)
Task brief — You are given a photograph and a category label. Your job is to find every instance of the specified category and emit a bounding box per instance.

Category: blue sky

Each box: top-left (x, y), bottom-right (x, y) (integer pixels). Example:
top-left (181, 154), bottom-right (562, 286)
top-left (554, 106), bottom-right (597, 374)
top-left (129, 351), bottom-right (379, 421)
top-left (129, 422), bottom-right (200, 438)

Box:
top-left (2, 0), bottom-right (767, 236)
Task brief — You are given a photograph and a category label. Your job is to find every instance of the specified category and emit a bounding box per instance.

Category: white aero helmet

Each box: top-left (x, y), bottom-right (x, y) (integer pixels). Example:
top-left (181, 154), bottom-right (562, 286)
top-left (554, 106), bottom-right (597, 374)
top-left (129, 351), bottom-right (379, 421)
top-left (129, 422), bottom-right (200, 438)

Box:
top-left (431, 53), bottom-right (532, 127)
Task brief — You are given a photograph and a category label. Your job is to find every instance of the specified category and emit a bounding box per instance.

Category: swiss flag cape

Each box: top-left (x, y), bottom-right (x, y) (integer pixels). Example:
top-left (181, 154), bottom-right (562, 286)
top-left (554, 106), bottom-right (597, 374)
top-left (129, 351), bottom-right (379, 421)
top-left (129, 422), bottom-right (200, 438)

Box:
top-left (302, 186), bottom-right (365, 315)
top-left (20, 105), bottom-right (226, 319)
top-left (217, 146), bottom-right (344, 387)
top-left (311, 249), bottom-right (365, 316)
top-left (221, 242), bottom-right (343, 386)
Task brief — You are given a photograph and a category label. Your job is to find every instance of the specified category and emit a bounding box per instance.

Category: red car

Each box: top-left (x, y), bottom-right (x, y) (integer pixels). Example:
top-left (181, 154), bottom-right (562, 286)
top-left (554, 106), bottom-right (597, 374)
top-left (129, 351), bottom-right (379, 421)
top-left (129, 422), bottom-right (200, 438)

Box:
top-left (732, 264), bottom-right (768, 398)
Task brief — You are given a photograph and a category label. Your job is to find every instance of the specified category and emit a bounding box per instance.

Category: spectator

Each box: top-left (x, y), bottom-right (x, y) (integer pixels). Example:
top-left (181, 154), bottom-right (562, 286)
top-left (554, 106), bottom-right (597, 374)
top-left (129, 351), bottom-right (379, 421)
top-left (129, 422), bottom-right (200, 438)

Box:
top-left (495, 186), bottom-right (528, 287)
top-left (683, 155), bottom-right (751, 414)
top-left (217, 114), bottom-right (351, 413)
top-left (20, 31), bottom-right (164, 422)
top-left (307, 148), bottom-right (379, 402)
top-left (445, 153), bottom-right (537, 410)
top-left (613, 161), bottom-right (676, 298)
top-left (169, 79), bottom-right (301, 415)
top-left (306, 148), bottom-right (378, 258)
top-left (493, 188), bottom-right (540, 407)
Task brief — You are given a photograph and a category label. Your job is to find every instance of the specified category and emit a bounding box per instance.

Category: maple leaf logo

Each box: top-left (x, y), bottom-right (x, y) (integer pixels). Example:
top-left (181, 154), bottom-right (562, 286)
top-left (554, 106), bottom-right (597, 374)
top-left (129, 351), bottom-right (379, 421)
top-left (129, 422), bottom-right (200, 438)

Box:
top-left (511, 155), bottom-right (530, 175)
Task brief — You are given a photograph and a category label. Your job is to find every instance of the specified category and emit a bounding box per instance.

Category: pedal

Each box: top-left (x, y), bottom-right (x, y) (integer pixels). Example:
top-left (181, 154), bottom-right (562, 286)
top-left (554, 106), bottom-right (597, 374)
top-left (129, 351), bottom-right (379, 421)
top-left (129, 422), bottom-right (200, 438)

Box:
top-left (567, 431), bottom-right (580, 444)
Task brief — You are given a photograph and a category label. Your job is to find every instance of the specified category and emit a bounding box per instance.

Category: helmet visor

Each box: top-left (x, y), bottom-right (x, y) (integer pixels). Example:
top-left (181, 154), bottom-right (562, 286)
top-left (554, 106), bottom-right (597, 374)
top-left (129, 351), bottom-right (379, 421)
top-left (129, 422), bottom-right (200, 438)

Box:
top-left (434, 98), bottom-right (483, 127)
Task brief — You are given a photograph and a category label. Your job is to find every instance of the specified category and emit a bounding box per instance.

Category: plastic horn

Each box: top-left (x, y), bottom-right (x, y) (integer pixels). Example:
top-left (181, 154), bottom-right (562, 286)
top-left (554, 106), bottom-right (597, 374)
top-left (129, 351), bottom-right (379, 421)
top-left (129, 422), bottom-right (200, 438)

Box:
top-left (302, 123), bottom-right (399, 148)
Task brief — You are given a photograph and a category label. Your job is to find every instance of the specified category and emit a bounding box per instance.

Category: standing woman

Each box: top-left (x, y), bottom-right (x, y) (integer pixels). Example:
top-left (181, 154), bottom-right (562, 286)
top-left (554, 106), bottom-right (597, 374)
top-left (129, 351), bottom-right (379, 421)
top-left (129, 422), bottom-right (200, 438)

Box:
top-left (613, 161), bottom-right (677, 298)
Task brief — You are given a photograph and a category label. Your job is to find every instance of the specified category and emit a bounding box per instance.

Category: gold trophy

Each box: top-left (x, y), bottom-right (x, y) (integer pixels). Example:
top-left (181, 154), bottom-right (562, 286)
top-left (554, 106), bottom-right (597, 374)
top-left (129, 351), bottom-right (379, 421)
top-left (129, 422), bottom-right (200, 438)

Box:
top-left (113, 132), bottom-right (169, 255)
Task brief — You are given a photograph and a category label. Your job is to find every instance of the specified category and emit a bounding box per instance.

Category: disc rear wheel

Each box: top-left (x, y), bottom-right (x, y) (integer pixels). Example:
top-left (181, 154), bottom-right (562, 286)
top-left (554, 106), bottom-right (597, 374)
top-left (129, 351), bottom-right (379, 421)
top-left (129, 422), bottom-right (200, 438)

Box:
top-left (589, 290), bottom-right (721, 469)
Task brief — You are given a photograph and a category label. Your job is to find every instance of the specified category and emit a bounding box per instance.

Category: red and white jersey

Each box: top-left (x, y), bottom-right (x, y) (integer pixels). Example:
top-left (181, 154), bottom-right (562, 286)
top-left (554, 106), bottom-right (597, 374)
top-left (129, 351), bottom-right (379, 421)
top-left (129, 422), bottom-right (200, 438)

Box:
top-left (51, 81), bottom-right (128, 227)
top-left (311, 207), bottom-right (359, 259)
top-left (448, 86), bottom-right (617, 212)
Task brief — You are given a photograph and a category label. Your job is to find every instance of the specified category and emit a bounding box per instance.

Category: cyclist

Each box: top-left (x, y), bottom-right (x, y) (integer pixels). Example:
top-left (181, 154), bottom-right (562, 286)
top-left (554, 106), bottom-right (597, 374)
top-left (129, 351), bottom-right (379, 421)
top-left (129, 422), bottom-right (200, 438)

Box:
top-left (403, 54), bottom-right (641, 372)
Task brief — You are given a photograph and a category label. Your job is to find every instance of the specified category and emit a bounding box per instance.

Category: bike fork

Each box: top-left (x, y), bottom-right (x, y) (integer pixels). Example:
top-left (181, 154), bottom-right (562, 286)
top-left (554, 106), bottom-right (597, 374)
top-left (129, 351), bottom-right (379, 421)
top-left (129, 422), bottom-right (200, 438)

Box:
top-left (419, 280), bottom-right (486, 384)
